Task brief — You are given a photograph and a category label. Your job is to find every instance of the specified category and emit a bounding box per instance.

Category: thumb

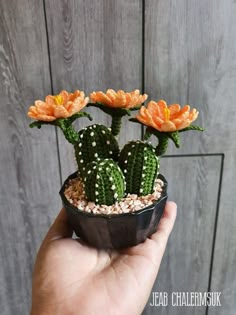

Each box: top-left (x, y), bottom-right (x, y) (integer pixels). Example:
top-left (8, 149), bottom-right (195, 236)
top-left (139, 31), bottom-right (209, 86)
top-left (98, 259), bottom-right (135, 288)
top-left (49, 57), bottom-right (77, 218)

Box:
top-left (43, 208), bottom-right (73, 244)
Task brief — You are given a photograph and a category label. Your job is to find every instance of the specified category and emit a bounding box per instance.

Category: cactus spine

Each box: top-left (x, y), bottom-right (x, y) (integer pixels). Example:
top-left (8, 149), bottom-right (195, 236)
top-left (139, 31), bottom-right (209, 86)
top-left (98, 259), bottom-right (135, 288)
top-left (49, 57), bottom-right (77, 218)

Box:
top-left (74, 124), bottom-right (119, 177)
top-left (84, 159), bottom-right (125, 205)
top-left (119, 141), bottom-right (159, 196)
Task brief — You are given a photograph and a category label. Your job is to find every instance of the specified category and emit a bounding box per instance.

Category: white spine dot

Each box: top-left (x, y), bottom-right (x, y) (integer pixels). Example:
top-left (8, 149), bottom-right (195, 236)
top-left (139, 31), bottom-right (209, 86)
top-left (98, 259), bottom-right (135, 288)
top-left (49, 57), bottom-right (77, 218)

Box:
top-left (92, 142), bottom-right (96, 147)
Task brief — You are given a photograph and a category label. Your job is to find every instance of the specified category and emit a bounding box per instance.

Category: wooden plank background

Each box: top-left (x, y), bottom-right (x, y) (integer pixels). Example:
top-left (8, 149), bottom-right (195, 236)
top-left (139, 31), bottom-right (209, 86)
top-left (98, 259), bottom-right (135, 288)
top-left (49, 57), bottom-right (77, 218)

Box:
top-left (0, 1), bottom-right (61, 315)
top-left (0, 1), bottom-right (235, 314)
top-left (44, 0), bottom-right (143, 179)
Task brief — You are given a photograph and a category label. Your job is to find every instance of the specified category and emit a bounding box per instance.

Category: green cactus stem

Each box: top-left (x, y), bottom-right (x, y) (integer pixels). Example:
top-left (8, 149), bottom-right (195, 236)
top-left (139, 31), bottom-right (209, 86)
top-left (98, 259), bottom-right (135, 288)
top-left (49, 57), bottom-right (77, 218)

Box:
top-left (144, 126), bottom-right (203, 156)
top-left (83, 159), bottom-right (125, 205)
top-left (155, 134), bottom-right (169, 156)
top-left (88, 102), bottom-right (141, 136)
top-left (55, 119), bottom-right (80, 144)
top-left (29, 112), bottom-right (92, 144)
top-left (110, 116), bottom-right (122, 136)
top-left (144, 127), bottom-right (180, 156)
top-left (131, 118), bottom-right (203, 156)
top-left (74, 124), bottom-right (120, 177)
top-left (119, 140), bottom-right (160, 196)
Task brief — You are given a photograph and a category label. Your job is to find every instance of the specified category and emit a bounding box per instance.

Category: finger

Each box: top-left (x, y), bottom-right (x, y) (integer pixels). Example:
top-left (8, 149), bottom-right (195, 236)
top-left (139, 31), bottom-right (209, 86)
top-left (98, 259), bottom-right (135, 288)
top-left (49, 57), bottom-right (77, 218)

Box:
top-left (150, 201), bottom-right (177, 252)
top-left (43, 208), bottom-right (73, 243)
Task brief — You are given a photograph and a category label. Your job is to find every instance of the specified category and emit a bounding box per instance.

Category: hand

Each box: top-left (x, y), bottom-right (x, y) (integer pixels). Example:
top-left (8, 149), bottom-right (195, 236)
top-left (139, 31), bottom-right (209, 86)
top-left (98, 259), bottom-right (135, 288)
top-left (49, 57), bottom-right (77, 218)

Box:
top-left (31, 202), bottom-right (177, 315)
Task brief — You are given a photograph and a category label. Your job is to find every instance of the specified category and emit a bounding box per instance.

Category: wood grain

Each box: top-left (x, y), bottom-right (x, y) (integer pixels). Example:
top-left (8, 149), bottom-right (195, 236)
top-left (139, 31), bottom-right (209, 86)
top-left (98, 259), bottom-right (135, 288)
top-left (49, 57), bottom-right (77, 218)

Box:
top-left (144, 1), bottom-right (236, 313)
top-left (0, 1), bottom-right (61, 314)
top-left (143, 156), bottom-right (221, 315)
top-left (44, 0), bottom-right (143, 180)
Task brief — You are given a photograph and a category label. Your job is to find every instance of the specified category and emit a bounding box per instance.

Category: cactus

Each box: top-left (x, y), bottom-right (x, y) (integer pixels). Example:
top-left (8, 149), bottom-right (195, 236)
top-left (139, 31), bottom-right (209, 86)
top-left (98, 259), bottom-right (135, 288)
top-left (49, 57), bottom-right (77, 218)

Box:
top-left (119, 140), bottom-right (159, 196)
top-left (74, 124), bottom-right (120, 177)
top-left (83, 159), bottom-right (125, 205)
top-left (28, 89), bottom-right (203, 209)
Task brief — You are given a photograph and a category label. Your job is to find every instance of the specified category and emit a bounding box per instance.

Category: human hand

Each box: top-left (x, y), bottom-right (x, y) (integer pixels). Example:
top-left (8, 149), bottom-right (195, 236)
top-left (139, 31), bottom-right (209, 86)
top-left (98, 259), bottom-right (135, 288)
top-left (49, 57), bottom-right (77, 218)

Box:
top-left (30, 201), bottom-right (177, 315)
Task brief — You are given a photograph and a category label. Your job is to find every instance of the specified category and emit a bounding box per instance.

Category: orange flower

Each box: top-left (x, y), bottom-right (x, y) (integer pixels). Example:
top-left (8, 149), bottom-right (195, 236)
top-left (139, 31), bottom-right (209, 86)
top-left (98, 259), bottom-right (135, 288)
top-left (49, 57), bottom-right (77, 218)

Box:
top-left (136, 100), bottom-right (199, 132)
top-left (27, 90), bottom-right (89, 122)
top-left (90, 89), bottom-right (148, 109)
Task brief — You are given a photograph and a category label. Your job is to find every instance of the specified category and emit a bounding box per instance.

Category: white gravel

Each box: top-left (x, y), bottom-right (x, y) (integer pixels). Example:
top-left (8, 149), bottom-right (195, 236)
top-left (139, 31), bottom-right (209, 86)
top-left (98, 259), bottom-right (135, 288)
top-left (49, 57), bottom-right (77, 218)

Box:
top-left (64, 176), bottom-right (164, 215)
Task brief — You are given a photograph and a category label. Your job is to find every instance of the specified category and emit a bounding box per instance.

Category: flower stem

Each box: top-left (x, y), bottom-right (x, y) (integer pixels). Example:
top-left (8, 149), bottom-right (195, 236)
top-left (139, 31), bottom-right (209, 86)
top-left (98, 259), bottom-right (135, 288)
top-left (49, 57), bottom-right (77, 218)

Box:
top-left (111, 116), bottom-right (122, 136)
top-left (56, 120), bottom-right (79, 144)
top-left (155, 135), bottom-right (169, 156)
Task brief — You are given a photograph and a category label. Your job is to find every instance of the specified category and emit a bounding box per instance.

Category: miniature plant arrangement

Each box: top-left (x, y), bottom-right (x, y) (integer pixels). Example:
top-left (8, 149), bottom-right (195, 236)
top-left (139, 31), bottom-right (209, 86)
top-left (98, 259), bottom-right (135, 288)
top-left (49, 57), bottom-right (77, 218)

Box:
top-left (27, 89), bottom-right (203, 249)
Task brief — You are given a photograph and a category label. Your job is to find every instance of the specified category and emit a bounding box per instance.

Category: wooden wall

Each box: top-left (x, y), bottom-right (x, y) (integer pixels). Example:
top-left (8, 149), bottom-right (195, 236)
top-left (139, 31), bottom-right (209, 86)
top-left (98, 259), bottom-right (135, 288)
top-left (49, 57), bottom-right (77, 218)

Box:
top-left (0, 1), bottom-right (235, 314)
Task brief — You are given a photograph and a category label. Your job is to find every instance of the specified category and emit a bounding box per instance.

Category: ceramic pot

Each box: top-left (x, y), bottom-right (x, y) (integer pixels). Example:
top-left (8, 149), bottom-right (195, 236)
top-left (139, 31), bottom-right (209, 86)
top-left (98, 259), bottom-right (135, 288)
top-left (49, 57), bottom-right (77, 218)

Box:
top-left (60, 171), bottom-right (168, 249)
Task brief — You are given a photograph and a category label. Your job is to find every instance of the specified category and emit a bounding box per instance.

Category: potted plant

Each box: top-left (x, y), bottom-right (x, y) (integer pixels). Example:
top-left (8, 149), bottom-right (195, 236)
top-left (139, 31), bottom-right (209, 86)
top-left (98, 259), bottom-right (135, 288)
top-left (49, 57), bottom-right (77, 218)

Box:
top-left (28, 89), bottom-right (203, 249)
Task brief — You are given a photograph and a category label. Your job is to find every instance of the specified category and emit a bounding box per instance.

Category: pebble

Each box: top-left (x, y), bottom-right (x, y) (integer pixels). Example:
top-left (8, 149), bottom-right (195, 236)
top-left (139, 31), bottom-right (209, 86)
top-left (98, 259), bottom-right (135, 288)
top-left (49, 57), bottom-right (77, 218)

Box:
top-left (64, 176), bottom-right (164, 215)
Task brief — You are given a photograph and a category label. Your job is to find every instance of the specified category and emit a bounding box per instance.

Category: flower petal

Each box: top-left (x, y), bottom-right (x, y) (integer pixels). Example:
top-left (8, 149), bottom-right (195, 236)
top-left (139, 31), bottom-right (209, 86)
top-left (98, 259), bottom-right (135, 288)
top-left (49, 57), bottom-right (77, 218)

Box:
top-left (59, 90), bottom-right (69, 104)
top-left (45, 95), bottom-right (56, 106)
top-left (156, 100), bottom-right (168, 120)
top-left (177, 119), bottom-right (192, 130)
top-left (160, 121), bottom-right (177, 132)
top-left (106, 89), bottom-right (117, 102)
top-left (91, 91), bottom-right (112, 105)
top-left (173, 105), bottom-right (190, 119)
top-left (90, 89), bottom-right (148, 109)
top-left (35, 100), bottom-right (54, 115)
top-left (53, 106), bottom-right (69, 118)
top-left (169, 104), bottom-right (181, 118)
top-left (112, 92), bottom-right (127, 107)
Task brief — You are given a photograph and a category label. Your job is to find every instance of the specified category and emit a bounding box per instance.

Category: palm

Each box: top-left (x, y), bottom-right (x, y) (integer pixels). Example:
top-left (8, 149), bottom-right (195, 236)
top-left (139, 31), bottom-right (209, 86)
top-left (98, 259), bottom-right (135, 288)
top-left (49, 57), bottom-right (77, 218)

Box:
top-left (31, 202), bottom-right (176, 315)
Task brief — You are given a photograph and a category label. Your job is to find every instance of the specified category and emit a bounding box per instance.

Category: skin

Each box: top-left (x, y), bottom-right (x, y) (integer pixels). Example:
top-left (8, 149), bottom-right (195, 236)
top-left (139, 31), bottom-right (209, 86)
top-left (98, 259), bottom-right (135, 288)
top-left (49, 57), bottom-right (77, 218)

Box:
top-left (31, 201), bottom-right (177, 315)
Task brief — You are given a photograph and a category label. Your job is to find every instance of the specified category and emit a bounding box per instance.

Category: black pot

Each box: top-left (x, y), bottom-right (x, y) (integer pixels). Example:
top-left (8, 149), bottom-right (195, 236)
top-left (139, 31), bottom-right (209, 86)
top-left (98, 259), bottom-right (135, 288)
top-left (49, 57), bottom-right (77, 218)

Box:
top-left (60, 172), bottom-right (168, 249)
